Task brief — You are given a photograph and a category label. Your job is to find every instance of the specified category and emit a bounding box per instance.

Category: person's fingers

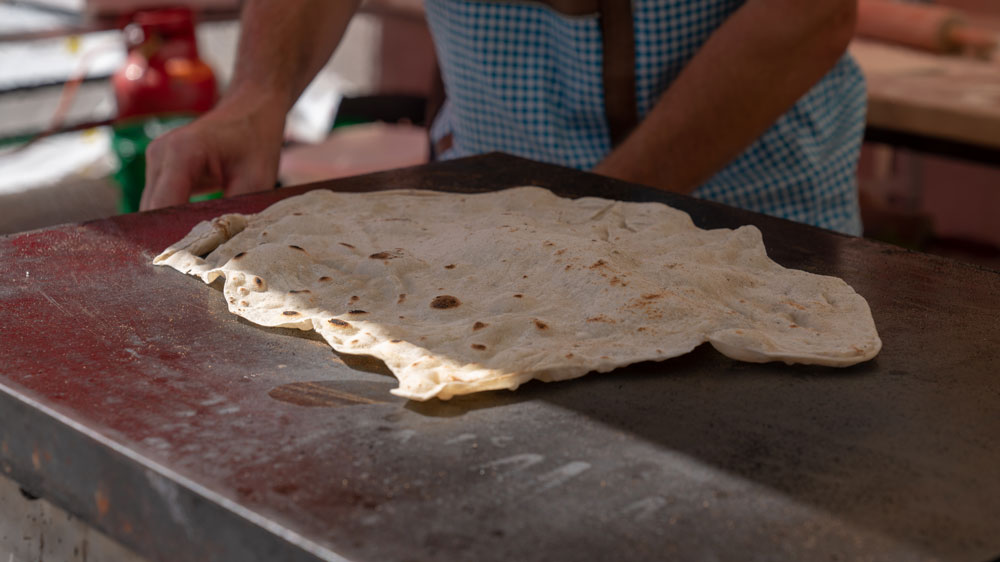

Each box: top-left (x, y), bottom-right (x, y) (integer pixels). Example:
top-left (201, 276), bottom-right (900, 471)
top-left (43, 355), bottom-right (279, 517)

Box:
top-left (140, 138), bottom-right (168, 211)
top-left (141, 139), bottom-right (198, 211)
top-left (139, 107), bottom-right (283, 210)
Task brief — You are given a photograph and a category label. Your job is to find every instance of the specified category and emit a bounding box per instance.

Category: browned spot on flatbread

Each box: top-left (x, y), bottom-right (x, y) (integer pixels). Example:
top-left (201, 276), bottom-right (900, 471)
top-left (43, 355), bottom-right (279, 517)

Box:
top-left (319, 276), bottom-right (332, 282)
top-left (555, 248), bottom-right (566, 256)
top-left (565, 353), bottom-right (574, 358)
top-left (233, 251), bottom-right (246, 259)
top-left (240, 300), bottom-right (249, 307)
top-left (215, 217), bottom-right (236, 239)
top-left (370, 249), bottom-right (404, 260)
top-left (289, 289), bottom-right (311, 294)
top-left (292, 212), bottom-right (303, 216)
top-left (390, 339), bottom-right (402, 343)
top-left (282, 311), bottom-right (300, 316)
top-left (473, 321), bottom-right (487, 331)
top-left (534, 319), bottom-right (549, 330)
top-left (590, 259), bottom-right (607, 269)
top-left (350, 296), bottom-right (359, 303)
top-left (339, 242), bottom-right (355, 249)
top-left (587, 315), bottom-right (616, 324)
top-left (641, 293), bottom-right (663, 300)
top-left (348, 310), bottom-right (368, 315)
top-left (444, 264), bottom-right (456, 269)
top-left (471, 344), bottom-right (487, 351)
top-left (513, 294), bottom-right (523, 298)
top-left (254, 277), bottom-right (264, 288)
top-left (397, 294), bottom-right (407, 304)
top-left (784, 301), bottom-right (807, 311)
top-left (430, 295), bottom-right (461, 309)
top-left (328, 318), bottom-right (351, 328)
top-left (289, 245), bottom-right (305, 252)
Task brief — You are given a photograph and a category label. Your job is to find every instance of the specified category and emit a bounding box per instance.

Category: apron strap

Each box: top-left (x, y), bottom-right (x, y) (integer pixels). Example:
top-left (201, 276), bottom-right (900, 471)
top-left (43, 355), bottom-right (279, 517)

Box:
top-left (598, 0), bottom-right (637, 146)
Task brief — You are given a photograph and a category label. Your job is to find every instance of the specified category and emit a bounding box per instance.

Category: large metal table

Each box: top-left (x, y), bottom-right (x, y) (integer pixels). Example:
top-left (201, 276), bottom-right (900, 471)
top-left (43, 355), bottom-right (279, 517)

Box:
top-left (1, 153), bottom-right (998, 562)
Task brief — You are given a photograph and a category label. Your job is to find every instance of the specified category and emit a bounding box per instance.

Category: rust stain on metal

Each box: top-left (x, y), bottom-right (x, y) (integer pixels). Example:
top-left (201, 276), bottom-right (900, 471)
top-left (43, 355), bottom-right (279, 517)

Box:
top-left (95, 488), bottom-right (110, 517)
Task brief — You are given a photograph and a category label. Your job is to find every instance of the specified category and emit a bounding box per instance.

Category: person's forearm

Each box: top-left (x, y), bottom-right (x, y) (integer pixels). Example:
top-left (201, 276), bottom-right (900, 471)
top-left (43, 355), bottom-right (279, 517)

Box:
top-left (594, 0), bottom-right (857, 194)
top-left (224, 0), bottom-right (362, 111)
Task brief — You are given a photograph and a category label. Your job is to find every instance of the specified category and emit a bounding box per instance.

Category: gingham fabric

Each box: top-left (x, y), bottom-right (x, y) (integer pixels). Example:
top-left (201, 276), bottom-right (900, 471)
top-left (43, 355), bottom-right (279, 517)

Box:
top-left (424, 0), bottom-right (866, 234)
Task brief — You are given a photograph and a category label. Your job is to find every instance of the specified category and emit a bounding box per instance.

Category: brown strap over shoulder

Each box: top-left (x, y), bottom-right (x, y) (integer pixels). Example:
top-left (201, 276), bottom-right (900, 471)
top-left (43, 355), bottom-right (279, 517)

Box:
top-left (597, 0), bottom-right (637, 146)
top-left (431, 1), bottom-right (638, 149)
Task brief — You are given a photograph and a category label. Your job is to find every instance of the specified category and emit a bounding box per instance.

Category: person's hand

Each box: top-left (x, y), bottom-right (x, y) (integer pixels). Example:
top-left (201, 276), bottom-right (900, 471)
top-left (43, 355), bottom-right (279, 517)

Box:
top-left (140, 91), bottom-right (287, 211)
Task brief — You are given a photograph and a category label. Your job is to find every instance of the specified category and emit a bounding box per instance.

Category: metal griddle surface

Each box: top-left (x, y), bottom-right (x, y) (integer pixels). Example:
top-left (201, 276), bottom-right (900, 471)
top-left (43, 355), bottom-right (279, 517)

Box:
top-left (1, 154), bottom-right (998, 562)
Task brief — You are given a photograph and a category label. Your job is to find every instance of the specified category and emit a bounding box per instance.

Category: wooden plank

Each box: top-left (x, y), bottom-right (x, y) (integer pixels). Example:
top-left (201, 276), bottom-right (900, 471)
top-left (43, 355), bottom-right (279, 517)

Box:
top-left (852, 39), bottom-right (1000, 150)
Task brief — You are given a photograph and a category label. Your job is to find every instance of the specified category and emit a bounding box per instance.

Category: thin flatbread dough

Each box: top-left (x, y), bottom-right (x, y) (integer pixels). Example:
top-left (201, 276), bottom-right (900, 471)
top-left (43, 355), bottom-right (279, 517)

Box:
top-left (155, 187), bottom-right (881, 401)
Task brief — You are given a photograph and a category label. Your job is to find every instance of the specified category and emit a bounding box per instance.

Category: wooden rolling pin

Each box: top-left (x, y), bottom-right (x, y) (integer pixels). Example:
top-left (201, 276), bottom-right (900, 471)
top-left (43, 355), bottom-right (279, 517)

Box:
top-left (857, 0), bottom-right (997, 58)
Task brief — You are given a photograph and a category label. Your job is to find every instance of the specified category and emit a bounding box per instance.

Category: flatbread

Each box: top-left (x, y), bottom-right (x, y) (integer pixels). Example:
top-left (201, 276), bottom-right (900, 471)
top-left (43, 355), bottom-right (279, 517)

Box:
top-left (155, 187), bottom-right (881, 401)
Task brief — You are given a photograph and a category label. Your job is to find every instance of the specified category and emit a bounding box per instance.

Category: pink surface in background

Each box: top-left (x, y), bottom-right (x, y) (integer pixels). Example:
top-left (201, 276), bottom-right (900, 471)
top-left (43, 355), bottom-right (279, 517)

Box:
top-left (919, 155), bottom-right (1000, 246)
top-left (278, 122), bottom-right (429, 188)
top-left (859, 144), bottom-right (1000, 248)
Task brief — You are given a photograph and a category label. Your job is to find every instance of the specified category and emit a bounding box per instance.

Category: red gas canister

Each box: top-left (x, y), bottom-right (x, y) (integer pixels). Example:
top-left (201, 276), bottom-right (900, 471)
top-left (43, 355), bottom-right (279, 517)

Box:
top-left (113, 7), bottom-right (217, 119)
top-left (111, 7), bottom-right (218, 212)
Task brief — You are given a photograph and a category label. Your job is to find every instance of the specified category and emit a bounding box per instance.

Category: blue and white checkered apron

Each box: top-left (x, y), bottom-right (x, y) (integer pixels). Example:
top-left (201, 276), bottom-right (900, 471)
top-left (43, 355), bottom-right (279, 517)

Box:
top-left (424, 0), bottom-right (867, 234)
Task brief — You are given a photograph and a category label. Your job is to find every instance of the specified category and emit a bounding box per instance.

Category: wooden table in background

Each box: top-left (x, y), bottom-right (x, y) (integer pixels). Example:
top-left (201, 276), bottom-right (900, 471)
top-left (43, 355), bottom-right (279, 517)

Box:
top-left (852, 39), bottom-right (1000, 164)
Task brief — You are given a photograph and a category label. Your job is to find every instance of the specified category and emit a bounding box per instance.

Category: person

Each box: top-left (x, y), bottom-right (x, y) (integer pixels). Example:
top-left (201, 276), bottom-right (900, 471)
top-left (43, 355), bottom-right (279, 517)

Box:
top-left (141, 0), bottom-right (864, 235)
